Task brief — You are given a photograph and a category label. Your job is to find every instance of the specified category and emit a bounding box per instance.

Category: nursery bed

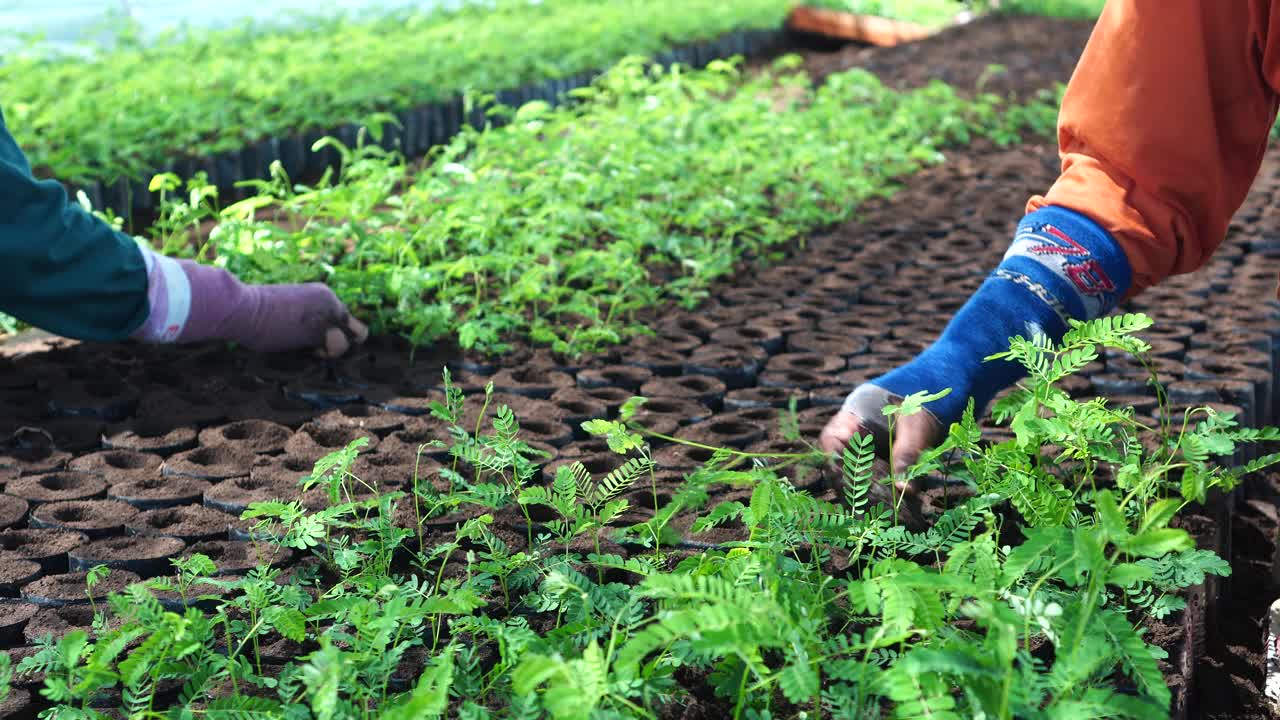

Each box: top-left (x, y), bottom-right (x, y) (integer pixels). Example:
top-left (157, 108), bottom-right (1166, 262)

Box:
top-left (2, 13), bottom-right (1277, 717)
top-left (792, 12), bottom-right (1095, 96)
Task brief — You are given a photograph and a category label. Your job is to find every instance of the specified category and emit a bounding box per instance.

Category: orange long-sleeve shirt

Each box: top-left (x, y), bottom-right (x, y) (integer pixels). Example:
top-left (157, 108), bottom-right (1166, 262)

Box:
top-left (1027, 1), bottom-right (1280, 295)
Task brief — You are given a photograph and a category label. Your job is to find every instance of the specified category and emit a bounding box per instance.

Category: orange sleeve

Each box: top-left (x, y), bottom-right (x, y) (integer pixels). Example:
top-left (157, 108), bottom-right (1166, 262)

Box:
top-left (1027, 0), bottom-right (1279, 295)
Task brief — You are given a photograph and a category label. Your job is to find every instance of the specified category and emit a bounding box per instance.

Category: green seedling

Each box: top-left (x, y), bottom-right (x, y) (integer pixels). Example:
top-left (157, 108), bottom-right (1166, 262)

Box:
top-left (520, 458), bottom-right (652, 582)
top-left (3, 0), bottom-right (794, 189)
top-left (131, 57), bottom-right (1060, 357)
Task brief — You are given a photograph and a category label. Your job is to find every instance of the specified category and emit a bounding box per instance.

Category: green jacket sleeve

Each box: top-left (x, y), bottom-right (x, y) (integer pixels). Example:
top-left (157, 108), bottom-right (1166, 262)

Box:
top-left (0, 108), bottom-right (150, 342)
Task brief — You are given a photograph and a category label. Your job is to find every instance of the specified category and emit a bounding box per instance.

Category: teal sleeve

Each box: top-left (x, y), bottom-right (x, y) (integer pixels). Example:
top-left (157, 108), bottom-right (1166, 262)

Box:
top-left (0, 109), bottom-right (150, 342)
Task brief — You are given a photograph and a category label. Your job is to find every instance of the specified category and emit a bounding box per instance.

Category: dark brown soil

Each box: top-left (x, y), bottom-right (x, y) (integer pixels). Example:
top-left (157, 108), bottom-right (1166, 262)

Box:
top-left (249, 453), bottom-right (316, 485)
top-left (710, 324), bottom-right (784, 354)
top-left (510, 416), bottom-right (575, 447)
top-left (102, 423), bottom-right (198, 456)
top-left (578, 365), bottom-right (655, 392)
top-left (461, 393), bottom-right (564, 430)
top-left (29, 417), bottom-right (106, 453)
top-left (24, 605), bottom-right (125, 644)
top-left (724, 386), bottom-right (808, 410)
top-left (351, 450), bottom-right (437, 489)
top-left (375, 421), bottom-right (448, 460)
top-left (162, 445), bottom-right (256, 480)
top-left (20, 570), bottom-right (142, 607)
top-left (543, 452), bottom-right (629, 486)
top-left (203, 474), bottom-right (298, 515)
top-left (134, 387), bottom-right (228, 428)
top-left (0, 444), bottom-right (71, 475)
top-left (229, 390), bottom-right (317, 427)
top-left (283, 422), bottom-right (380, 461)
top-left (764, 352), bottom-right (846, 376)
top-left (571, 384), bottom-right (631, 413)
top-left (793, 13), bottom-right (1094, 97)
top-left (639, 375), bottom-right (727, 409)
top-left (0, 688), bottom-right (30, 717)
top-left (108, 475), bottom-right (210, 509)
top-left (0, 561), bottom-right (41, 597)
top-left (46, 379), bottom-right (139, 422)
top-left (68, 449), bottom-right (164, 482)
top-left (676, 419), bottom-right (765, 449)
top-left (6, 647), bottom-right (44, 689)
top-left (490, 366), bottom-right (575, 399)
top-left (29, 500), bottom-right (139, 539)
top-left (632, 397), bottom-right (714, 426)
top-left (68, 536), bottom-right (186, 578)
top-left (683, 346), bottom-right (763, 389)
top-left (127, 504), bottom-right (240, 542)
top-left (1196, 487), bottom-right (1280, 719)
top-left (183, 541), bottom-right (293, 576)
top-left (549, 388), bottom-right (610, 427)
top-left (0, 601), bottom-right (38, 644)
top-left (314, 405), bottom-right (408, 436)
top-left (0, 495), bottom-right (27, 530)
top-left (0, 529), bottom-right (88, 574)
top-left (651, 443), bottom-right (723, 471)
top-left (197, 419), bottom-right (293, 455)
top-left (378, 391), bottom-right (444, 417)
top-left (6, 472), bottom-right (106, 505)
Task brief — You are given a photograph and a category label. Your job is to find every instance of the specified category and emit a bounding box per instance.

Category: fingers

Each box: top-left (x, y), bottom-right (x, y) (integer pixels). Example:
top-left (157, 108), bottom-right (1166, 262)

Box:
top-left (885, 409), bottom-right (937, 477)
top-left (819, 410), bottom-right (864, 455)
top-left (819, 407), bottom-right (941, 484)
top-left (346, 315), bottom-right (370, 345)
top-left (321, 328), bottom-right (350, 358)
top-left (318, 315), bottom-right (370, 359)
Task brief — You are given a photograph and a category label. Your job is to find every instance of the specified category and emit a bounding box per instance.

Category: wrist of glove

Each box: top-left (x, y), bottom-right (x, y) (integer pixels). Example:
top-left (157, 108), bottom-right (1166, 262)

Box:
top-left (822, 206), bottom-right (1133, 480)
top-left (851, 205), bottom-right (1133, 431)
top-left (130, 247), bottom-right (367, 356)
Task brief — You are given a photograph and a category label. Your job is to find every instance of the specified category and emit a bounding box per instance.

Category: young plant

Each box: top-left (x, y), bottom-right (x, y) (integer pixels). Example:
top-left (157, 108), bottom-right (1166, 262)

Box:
top-left (14, 315), bottom-right (1260, 719)
top-left (520, 457), bottom-right (653, 581)
top-left (455, 514), bottom-right (540, 611)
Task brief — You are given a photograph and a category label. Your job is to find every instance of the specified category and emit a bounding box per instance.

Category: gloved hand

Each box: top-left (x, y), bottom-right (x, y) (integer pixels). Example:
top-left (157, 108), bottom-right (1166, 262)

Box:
top-left (820, 206), bottom-right (1133, 476)
top-left (820, 386), bottom-right (944, 477)
top-left (130, 246), bottom-right (368, 357)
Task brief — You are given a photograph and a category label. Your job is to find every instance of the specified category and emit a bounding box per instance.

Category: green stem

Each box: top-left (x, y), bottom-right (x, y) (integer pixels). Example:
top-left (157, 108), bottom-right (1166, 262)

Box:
top-left (636, 426), bottom-right (819, 460)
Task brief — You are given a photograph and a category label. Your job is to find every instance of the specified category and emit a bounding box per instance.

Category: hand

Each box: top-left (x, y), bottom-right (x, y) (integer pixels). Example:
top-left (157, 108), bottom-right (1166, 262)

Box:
top-left (819, 383), bottom-right (945, 478)
top-left (819, 406), bottom-right (942, 478)
top-left (321, 312), bottom-right (370, 358)
top-left (132, 249), bottom-right (369, 357)
top-left (819, 386), bottom-right (943, 532)
top-left (238, 282), bottom-right (370, 358)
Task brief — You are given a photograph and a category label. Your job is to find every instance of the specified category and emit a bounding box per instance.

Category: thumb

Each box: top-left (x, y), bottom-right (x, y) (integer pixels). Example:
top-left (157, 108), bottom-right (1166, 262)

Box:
top-left (819, 410), bottom-right (865, 456)
top-left (320, 315), bottom-right (370, 358)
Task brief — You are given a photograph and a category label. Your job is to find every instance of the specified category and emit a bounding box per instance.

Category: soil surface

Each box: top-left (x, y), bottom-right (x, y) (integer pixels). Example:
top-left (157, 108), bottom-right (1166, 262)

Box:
top-left (127, 503), bottom-right (245, 542)
top-left (68, 535), bottom-right (186, 577)
top-left (792, 12), bottom-right (1096, 97)
top-left (0, 11), bottom-right (1275, 717)
top-left (20, 570), bottom-right (142, 607)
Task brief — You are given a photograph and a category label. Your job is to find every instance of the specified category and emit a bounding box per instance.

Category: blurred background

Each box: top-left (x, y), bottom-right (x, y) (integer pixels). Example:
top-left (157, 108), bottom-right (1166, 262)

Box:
top-left (0, 0), bottom-right (450, 50)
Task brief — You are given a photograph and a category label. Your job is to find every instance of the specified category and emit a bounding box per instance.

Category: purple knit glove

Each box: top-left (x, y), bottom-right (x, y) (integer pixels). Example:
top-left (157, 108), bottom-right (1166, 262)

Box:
top-left (130, 247), bottom-right (367, 356)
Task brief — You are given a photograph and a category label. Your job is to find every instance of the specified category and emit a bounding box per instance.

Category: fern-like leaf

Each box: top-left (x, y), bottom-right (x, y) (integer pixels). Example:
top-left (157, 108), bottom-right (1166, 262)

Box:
top-left (1098, 610), bottom-right (1169, 709)
top-left (592, 457), bottom-right (652, 506)
top-left (842, 433), bottom-right (876, 514)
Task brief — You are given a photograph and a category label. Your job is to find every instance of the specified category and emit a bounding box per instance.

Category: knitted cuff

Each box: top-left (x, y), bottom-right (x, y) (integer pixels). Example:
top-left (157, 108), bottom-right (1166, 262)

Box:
top-left (1003, 205), bottom-right (1132, 323)
top-left (860, 205), bottom-right (1132, 427)
top-left (129, 246), bottom-right (192, 343)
